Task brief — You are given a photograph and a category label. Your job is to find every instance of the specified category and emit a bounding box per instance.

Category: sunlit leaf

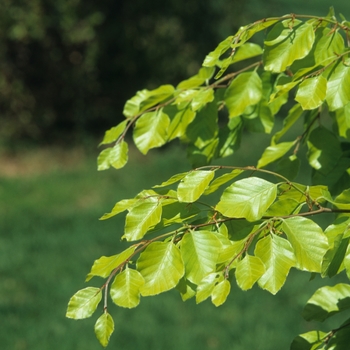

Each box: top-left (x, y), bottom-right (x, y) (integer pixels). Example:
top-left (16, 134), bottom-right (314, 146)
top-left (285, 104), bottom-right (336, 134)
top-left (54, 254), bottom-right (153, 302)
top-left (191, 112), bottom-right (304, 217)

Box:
top-left (302, 283), bottom-right (350, 322)
top-left (203, 169), bottom-right (243, 195)
top-left (99, 198), bottom-right (139, 220)
top-left (133, 109), bottom-right (170, 154)
top-left (110, 267), bottom-right (145, 308)
top-left (257, 141), bottom-right (295, 168)
top-left (123, 85), bottom-right (174, 118)
top-left (326, 60), bottom-right (350, 111)
top-left (211, 280), bottom-right (231, 307)
top-left (191, 89), bottom-right (215, 111)
top-left (295, 76), bottom-right (327, 110)
top-left (86, 246), bottom-right (136, 281)
top-left (94, 312), bottom-right (114, 348)
top-left (177, 67), bottom-right (215, 89)
top-left (225, 71), bottom-right (262, 118)
top-left (202, 36), bottom-right (234, 67)
top-left (137, 242), bottom-right (184, 296)
top-left (167, 108), bottom-right (196, 141)
top-left (99, 120), bottom-right (128, 145)
top-left (290, 330), bottom-right (327, 350)
top-left (255, 234), bottom-right (296, 294)
top-left (235, 254), bottom-right (266, 291)
top-left (124, 197), bottom-right (162, 241)
top-left (264, 20), bottom-right (315, 72)
top-left (216, 177), bottom-right (277, 221)
top-left (314, 28), bottom-right (344, 66)
top-left (181, 230), bottom-right (221, 284)
top-left (97, 141), bottom-right (128, 171)
top-left (66, 287), bottom-right (102, 319)
top-left (282, 217), bottom-right (328, 272)
top-left (177, 170), bottom-right (215, 202)
top-left (196, 272), bottom-right (223, 304)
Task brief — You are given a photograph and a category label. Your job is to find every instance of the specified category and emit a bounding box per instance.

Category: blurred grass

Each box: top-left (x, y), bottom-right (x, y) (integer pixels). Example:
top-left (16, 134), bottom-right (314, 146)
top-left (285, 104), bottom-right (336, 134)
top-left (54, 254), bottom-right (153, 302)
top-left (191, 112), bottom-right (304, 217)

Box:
top-left (0, 144), bottom-right (347, 350)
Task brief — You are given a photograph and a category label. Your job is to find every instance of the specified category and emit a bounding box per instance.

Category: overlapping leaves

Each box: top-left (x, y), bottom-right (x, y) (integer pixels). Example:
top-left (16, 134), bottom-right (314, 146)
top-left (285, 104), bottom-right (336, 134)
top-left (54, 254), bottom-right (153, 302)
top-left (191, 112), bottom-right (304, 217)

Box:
top-left (69, 12), bottom-right (350, 349)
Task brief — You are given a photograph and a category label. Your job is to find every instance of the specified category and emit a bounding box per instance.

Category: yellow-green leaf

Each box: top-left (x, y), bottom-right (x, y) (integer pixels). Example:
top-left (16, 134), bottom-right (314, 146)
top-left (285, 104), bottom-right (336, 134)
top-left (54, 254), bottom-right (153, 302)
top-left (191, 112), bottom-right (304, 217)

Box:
top-left (110, 267), bottom-right (145, 308)
top-left (137, 242), bottom-right (184, 296)
top-left (216, 177), bottom-right (277, 221)
top-left (124, 197), bottom-right (162, 241)
top-left (181, 230), bottom-right (221, 284)
top-left (97, 141), bottom-right (128, 171)
top-left (255, 235), bottom-right (296, 294)
top-left (211, 279), bottom-right (231, 307)
top-left (235, 255), bottom-right (266, 291)
top-left (86, 246), bottom-right (136, 281)
top-left (225, 71), bottom-right (262, 118)
top-left (94, 312), bottom-right (114, 348)
top-left (264, 20), bottom-right (315, 73)
top-left (282, 217), bottom-right (328, 272)
top-left (177, 170), bottom-right (215, 202)
top-left (133, 109), bottom-right (170, 154)
top-left (295, 76), bottom-right (327, 110)
top-left (66, 287), bottom-right (102, 319)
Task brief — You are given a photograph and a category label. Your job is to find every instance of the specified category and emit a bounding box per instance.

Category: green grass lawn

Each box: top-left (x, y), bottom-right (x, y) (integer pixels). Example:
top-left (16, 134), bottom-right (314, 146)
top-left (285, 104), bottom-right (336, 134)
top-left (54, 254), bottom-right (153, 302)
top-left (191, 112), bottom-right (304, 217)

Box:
top-left (0, 145), bottom-right (347, 350)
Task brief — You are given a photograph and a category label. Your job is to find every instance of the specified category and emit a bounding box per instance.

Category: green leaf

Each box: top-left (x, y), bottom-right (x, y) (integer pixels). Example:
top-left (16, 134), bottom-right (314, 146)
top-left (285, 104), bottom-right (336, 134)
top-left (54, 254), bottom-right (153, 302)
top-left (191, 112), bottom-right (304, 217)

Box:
top-left (167, 108), bottom-right (196, 141)
top-left (66, 287), bottom-right (102, 319)
top-left (196, 272), bottom-right (223, 304)
top-left (177, 67), bottom-right (215, 89)
top-left (290, 330), bottom-right (327, 350)
top-left (99, 198), bottom-right (139, 220)
top-left (235, 254), bottom-right (266, 291)
top-left (295, 76), bottom-right (327, 110)
top-left (257, 141), bottom-right (295, 168)
top-left (322, 217), bottom-right (350, 278)
top-left (216, 177), bottom-right (277, 221)
top-left (230, 43), bottom-right (263, 64)
top-left (181, 230), bottom-right (221, 284)
top-left (211, 280), bottom-right (231, 307)
top-left (202, 36), bottom-right (234, 67)
top-left (191, 89), bottom-right (215, 111)
top-left (314, 28), bottom-right (344, 66)
top-left (282, 217), bottom-right (328, 272)
top-left (133, 109), bottom-right (170, 154)
top-left (99, 120), bottom-right (128, 145)
top-left (203, 169), bottom-right (243, 195)
top-left (225, 71), bottom-right (262, 118)
top-left (264, 197), bottom-right (301, 217)
top-left (239, 19), bottom-right (279, 43)
top-left (110, 267), bottom-right (145, 308)
top-left (255, 234), bottom-right (296, 294)
top-left (123, 85), bottom-right (174, 118)
top-left (177, 170), bottom-right (215, 202)
top-left (94, 312), bottom-right (114, 348)
top-left (153, 172), bottom-right (188, 188)
top-left (334, 102), bottom-right (350, 139)
top-left (97, 141), bottom-right (128, 171)
top-left (124, 197), bottom-right (162, 241)
top-left (302, 283), bottom-right (350, 322)
top-left (86, 246), bottom-right (137, 281)
top-left (326, 60), bottom-right (350, 111)
top-left (137, 242), bottom-right (184, 296)
top-left (263, 20), bottom-right (315, 73)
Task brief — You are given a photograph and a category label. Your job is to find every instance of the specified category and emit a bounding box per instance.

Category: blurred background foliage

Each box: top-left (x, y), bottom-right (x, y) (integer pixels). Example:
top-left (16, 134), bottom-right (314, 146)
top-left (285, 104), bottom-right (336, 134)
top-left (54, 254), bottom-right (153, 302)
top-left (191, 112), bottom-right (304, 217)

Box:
top-left (1, 0), bottom-right (349, 148)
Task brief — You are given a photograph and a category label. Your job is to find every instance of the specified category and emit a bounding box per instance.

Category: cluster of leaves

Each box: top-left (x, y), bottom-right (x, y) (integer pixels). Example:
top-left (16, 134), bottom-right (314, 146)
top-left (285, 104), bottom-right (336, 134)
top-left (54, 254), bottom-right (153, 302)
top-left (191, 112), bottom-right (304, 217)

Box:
top-left (67, 9), bottom-right (350, 349)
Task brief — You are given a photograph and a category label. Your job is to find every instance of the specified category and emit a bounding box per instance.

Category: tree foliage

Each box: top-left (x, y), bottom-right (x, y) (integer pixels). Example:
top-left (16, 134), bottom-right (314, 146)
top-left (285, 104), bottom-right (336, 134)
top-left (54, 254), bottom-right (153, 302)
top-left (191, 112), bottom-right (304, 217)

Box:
top-left (67, 9), bottom-right (350, 348)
